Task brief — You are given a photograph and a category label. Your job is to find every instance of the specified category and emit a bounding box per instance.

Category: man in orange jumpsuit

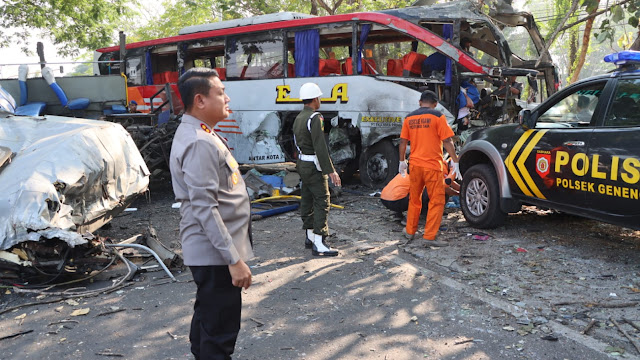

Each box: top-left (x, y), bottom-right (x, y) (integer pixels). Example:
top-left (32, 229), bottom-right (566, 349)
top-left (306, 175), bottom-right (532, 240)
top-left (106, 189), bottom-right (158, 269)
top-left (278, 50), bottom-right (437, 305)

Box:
top-left (381, 162), bottom-right (460, 223)
top-left (399, 90), bottom-right (461, 246)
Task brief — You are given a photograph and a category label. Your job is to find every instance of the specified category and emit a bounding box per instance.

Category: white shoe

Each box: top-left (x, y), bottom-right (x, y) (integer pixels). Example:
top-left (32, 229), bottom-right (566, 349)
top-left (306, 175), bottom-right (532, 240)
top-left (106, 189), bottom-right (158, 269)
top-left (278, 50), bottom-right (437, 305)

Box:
top-left (311, 234), bottom-right (338, 257)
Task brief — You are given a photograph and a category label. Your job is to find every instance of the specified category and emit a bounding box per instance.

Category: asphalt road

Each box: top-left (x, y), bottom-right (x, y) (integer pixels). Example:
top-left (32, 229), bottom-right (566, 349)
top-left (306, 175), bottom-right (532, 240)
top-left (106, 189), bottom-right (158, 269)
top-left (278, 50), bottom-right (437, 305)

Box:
top-left (1, 183), bottom-right (639, 359)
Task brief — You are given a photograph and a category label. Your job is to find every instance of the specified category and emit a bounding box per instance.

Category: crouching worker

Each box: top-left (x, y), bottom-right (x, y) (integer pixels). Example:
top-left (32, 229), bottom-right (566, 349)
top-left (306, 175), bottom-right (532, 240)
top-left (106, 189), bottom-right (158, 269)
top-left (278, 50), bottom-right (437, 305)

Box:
top-left (293, 82), bottom-right (342, 256)
top-left (381, 161), bottom-right (459, 223)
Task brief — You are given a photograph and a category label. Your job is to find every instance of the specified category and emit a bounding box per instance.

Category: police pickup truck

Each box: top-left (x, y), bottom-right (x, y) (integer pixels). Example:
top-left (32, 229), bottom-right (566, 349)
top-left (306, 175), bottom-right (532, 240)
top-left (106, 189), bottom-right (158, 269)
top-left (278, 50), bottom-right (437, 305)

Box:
top-left (458, 51), bottom-right (640, 230)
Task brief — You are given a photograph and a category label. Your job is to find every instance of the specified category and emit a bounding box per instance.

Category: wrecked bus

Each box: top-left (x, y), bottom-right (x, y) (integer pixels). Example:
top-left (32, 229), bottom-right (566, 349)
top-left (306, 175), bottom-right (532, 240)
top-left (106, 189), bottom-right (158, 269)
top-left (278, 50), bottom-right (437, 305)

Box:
top-left (95, 1), bottom-right (557, 188)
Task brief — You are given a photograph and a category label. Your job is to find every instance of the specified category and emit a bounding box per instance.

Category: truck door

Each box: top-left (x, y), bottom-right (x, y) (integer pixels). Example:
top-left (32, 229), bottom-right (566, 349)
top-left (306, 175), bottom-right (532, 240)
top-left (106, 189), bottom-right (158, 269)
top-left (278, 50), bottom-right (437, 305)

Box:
top-left (514, 81), bottom-right (607, 211)
top-left (585, 77), bottom-right (640, 221)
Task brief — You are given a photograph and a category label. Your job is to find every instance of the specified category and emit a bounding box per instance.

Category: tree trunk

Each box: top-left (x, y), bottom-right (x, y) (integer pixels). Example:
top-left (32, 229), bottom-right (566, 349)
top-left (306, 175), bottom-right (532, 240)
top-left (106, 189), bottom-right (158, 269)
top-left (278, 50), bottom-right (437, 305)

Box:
top-left (632, 30), bottom-right (640, 51)
top-left (310, 0), bottom-right (318, 15)
top-left (569, 31), bottom-right (578, 79)
top-left (570, 2), bottom-right (599, 84)
top-left (535, 0), bottom-right (580, 67)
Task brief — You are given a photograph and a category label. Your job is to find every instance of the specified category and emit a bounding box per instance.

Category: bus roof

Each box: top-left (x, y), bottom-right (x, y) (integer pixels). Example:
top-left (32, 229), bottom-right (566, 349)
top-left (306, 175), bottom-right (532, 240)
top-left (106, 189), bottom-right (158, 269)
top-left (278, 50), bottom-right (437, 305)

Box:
top-left (96, 11), bottom-right (486, 73)
top-left (179, 12), bottom-right (315, 35)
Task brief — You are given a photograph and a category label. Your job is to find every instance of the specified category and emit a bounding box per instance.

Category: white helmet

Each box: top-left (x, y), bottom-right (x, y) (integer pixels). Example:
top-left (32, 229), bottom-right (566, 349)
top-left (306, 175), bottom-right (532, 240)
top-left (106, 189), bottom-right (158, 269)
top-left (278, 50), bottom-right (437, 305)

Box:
top-left (299, 83), bottom-right (323, 100)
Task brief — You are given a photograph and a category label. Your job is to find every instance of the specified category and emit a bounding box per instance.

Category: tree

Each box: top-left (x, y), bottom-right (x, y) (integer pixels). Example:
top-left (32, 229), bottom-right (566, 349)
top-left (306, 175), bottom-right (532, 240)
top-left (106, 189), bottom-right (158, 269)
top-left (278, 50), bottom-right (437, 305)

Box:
top-left (130, 0), bottom-right (413, 41)
top-left (541, 0), bottom-right (640, 81)
top-left (0, 0), bottom-right (135, 57)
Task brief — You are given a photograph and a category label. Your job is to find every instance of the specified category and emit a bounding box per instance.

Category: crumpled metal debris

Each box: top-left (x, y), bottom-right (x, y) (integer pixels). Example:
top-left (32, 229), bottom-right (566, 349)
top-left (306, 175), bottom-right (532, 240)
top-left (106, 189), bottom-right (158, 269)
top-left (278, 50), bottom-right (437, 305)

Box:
top-left (0, 114), bottom-right (149, 254)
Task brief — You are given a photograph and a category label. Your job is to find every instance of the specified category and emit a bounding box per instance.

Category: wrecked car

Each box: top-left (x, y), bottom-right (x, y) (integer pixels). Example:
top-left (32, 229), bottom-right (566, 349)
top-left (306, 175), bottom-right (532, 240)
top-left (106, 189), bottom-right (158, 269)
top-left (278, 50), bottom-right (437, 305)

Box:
top-left (0, 85), bottom-right (150, 282)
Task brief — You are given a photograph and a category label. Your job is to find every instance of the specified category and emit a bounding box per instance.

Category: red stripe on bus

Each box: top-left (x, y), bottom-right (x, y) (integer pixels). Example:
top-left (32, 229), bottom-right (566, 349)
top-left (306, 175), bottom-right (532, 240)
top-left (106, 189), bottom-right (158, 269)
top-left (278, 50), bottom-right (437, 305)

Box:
top-left (217, 125), bottom-right (240, 129)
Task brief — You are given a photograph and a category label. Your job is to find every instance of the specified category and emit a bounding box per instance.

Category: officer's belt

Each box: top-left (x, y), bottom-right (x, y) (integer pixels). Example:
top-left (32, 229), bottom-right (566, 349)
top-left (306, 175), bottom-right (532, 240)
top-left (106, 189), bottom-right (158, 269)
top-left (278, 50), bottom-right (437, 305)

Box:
top-left (298, 153), bottom-right (317, 162)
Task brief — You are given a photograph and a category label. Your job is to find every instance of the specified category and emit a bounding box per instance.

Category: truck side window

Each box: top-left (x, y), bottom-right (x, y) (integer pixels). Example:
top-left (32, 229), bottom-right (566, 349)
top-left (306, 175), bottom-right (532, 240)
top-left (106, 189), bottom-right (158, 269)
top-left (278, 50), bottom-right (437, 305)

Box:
top-left (604, 78), bottom-right (640, 127)
top-left (536, 82), bottom-right (605, 127)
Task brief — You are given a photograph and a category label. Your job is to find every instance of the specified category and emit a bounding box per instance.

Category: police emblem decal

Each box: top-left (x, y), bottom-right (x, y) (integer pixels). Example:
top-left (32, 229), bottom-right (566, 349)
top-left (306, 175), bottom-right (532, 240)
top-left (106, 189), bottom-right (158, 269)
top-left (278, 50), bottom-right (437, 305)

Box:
top-left (535, 152), bottom-right (551, 178)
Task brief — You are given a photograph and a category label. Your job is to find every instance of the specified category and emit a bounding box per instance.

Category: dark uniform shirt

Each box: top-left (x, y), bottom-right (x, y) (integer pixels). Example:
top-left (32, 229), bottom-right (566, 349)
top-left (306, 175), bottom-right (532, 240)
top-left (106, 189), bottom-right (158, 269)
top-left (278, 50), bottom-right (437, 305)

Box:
top-left (292, 106), bottom-right (335, 175)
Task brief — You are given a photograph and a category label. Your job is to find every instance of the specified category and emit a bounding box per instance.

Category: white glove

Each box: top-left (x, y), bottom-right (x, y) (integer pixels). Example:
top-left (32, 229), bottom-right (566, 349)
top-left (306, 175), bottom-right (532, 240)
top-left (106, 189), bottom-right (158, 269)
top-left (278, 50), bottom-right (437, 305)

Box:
top-left (399, 161), bottom-right (408, 177)
top-left (452, 162), bottom-right (462, 181)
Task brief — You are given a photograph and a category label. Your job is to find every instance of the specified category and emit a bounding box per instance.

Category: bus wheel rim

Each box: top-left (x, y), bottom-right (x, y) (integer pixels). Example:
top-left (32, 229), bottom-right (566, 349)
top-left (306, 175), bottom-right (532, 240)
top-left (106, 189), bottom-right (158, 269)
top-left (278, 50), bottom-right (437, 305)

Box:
top-left (367, 153), bottom-right (388, 182)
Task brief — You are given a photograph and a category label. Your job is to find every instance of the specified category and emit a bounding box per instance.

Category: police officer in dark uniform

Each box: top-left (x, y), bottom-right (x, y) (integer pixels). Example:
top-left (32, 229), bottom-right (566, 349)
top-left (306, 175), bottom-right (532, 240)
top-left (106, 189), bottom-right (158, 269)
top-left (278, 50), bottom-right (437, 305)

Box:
top-left (293, 83), bottom-right (341, 256)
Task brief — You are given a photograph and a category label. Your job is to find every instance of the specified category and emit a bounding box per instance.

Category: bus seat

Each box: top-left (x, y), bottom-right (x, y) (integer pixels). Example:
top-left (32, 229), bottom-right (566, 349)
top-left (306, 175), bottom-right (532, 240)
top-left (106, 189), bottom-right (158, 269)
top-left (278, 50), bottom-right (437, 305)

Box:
top-left (16, 65), bottom-right (46, 116)
top-left (215, 68), bottom-right (227, 81)
top-left (153, 71), bottom-right (179, 84)
top-left (158, 109), bottom-right (171, 125)
top-left (42, 66), bottom-right (89, 115)
top-left (319, 59), bottom-right (340, 76)
top-left (342, 58), bottom-right (352, 74)
top-left (111, 104), bottom-right (127, 114)
top-left (362, 59), bottom-right (377, 75)
top-left (342, 58), bottom-right (376, 75)
top-left (288, 63), bottom-right (295, 78)
top-left (15, 103), bottom-right (47, 116)
top-left (387, 59), bottom-right (403, 76)
top-left (402, 51), bottom-right (427, 77)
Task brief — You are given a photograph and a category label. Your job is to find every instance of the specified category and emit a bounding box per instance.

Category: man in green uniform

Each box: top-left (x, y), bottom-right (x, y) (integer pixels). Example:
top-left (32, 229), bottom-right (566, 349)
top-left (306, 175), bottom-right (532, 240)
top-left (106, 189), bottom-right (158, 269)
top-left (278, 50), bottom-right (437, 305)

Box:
top-left (293, 83), bottom-right (341, 256)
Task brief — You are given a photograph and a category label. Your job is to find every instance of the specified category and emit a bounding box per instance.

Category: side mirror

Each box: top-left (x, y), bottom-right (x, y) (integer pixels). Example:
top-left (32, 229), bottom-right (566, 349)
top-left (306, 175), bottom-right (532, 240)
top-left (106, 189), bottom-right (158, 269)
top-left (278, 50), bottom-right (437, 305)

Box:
top-left (519, 109), bottom-right (536, 129)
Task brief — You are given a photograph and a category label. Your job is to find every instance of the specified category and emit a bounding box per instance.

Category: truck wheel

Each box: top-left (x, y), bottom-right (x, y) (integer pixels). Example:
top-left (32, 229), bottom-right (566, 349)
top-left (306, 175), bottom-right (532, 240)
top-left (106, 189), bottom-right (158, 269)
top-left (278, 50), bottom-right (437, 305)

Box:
top-left (359, 140), bottom-right (398, 189)
top-left (460, 164), bottom-right (506, 228)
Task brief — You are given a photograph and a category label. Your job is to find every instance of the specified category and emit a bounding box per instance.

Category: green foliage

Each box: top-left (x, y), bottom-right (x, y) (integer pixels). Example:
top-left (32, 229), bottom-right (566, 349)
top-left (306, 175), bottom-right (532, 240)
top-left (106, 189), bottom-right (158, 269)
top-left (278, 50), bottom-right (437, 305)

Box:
top-left (67, 52), bottom-right (94, 76)
top-left (0, 0), bottom-right (135, 57)
top-left (594, 0), bottom-right (640, 47)
top-left (129, 0), bottom-right (414, 42)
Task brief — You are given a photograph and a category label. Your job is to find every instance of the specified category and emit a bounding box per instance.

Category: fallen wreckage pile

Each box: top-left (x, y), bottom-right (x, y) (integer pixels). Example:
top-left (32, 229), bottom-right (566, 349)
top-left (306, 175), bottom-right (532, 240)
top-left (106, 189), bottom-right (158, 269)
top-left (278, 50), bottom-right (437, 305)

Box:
top-left (0, 105), bottom-right (164, 287)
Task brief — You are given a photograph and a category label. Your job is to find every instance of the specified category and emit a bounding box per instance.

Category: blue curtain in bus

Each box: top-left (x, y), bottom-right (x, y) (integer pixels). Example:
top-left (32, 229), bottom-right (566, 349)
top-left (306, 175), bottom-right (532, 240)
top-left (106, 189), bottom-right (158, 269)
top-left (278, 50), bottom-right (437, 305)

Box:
top-left (145, 51), bottom-right (154, 85)
top-left (443, 24), bottom-right (453, 86)
top-left (295, 29), bottom-right (319, 77)
top-left (356, 24), bottom-right (371, 74)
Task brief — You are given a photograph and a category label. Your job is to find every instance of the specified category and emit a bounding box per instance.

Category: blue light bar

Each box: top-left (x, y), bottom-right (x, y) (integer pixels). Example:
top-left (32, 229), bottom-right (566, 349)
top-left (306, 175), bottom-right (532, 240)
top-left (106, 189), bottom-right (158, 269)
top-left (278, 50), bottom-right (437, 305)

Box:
top-left (604, 51), bottom-right (640, 65)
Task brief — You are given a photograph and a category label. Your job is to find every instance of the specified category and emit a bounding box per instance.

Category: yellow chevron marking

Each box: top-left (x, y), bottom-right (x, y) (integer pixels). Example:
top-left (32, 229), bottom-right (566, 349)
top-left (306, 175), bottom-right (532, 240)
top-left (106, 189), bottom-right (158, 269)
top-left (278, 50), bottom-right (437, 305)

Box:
top-left (516, 130), bottom-right (547, 199)
top-left (505, 130), bottom-right (534, 197)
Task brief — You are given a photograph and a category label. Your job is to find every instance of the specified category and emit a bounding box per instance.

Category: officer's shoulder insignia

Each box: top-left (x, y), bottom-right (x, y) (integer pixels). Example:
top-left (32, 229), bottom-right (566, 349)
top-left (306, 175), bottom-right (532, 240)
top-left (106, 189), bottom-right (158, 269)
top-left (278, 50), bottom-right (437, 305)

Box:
top-left (200, 123), bottom-right (211, 133)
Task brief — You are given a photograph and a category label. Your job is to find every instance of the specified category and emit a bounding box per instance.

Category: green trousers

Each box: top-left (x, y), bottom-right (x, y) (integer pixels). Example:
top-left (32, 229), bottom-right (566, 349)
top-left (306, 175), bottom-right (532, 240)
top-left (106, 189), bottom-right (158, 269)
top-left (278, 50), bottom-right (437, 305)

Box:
top-left (297, 161), bottom-right (330, 236)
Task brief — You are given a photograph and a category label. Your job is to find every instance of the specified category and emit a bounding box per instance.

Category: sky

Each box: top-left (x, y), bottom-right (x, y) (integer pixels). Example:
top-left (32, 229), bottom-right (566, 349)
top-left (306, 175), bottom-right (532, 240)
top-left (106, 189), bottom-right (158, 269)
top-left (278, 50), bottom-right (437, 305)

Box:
top-left (0, 39), bottom-right (73, 78)
top-left (0, 0), bottom-right (163, 79)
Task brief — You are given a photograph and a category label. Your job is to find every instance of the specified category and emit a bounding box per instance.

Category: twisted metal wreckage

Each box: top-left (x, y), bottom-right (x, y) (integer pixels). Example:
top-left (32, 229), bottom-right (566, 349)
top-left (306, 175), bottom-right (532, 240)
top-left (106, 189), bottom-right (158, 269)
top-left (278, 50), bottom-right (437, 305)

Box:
top-left (0, 87), bottom-right (163, 288)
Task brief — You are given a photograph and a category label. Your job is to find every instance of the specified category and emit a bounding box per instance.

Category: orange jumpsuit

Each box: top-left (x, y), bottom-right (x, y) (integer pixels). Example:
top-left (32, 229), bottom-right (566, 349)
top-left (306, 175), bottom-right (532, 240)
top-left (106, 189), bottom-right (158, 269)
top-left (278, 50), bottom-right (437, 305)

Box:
top-left (400, 107), bottom-right (454, 240)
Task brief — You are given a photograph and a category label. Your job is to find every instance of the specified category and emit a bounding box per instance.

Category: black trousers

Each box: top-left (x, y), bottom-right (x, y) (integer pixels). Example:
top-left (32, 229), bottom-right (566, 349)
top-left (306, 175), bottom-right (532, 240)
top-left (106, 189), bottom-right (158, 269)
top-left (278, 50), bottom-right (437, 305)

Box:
top-left (380, 190), bottom-right (429, 215)
top-left (190, 266), bottom-right (242, 360)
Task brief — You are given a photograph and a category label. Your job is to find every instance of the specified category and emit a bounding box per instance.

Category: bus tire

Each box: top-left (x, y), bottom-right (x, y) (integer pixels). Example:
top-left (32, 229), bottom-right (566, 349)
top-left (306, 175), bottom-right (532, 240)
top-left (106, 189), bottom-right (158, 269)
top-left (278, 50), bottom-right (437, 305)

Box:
top-left (359, 139), bottom-right (398, 189)
top-left (460, 164), bottom-right (506, 228)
